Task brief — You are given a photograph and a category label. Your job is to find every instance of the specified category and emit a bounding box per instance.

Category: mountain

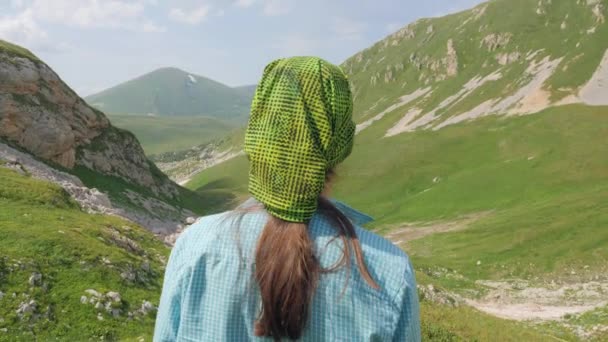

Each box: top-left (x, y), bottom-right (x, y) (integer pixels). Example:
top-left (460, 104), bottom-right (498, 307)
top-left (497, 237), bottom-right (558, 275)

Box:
top-left (85, 67), bottom-right (254, 119)
top-left (184, 0), bottom-right (608, 340)
top-left (0, 163), bottom-right (168, 340)
top-left (0, 39), bottom-right (207, 339)
top-left (0, 39), bottom-right (207, 235)
top-left (108, 115), bottom-right (238, 156)
top-left (233, 84), bottom-right (258, 99)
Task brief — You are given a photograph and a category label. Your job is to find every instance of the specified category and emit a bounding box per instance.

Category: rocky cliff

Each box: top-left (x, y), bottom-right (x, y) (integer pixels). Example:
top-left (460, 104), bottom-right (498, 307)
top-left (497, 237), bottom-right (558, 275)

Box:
top-left (0, 41), bottom-right (178, 199)
top-left (0, 40), bottom-right (196, 235)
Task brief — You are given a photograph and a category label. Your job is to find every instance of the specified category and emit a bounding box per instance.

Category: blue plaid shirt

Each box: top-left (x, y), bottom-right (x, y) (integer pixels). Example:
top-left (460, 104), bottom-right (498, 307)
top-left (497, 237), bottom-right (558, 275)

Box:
top-left (154, 199), bottom-right (420, 341)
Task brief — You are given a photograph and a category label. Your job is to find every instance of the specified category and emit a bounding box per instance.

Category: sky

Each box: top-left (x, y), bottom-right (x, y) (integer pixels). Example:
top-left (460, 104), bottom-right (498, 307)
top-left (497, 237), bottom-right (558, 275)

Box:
top-left (0, 0), bottom-right (485, 96)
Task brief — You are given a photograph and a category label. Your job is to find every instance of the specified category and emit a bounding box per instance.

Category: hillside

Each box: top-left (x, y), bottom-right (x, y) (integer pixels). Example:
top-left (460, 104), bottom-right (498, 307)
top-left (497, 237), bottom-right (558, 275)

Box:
top-left (85, 68), bottom-right (254, 120)
top-left (0, 39), bottom-right (205, 235)
top-left (185, 0), bottom-right (608, 339)
top-left (0, 163), bottom-right (168, 341)
top-left (108, 115), bottom-right (237, 156)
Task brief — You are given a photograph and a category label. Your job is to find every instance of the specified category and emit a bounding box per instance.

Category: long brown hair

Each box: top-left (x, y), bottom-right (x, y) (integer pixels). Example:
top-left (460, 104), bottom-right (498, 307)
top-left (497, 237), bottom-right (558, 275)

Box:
top-left (253, 179), bottom-right (379, 340)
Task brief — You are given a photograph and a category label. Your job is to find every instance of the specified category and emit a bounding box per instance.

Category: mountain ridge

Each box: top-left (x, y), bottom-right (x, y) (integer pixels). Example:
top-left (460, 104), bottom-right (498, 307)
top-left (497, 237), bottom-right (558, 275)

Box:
top-left (183, 1), bottom-right (608, 339)
top-left (0, 38), bottom-right (203, 235)
top-left (85, 67), bottom-right (254, 120)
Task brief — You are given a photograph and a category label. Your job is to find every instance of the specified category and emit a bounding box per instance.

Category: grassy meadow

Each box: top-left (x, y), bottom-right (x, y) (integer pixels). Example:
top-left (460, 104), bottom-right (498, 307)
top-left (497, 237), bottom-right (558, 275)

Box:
top-left (0, 166), bottom-right (169, 341)
top-left (107, 115), bottom-right (237, 156)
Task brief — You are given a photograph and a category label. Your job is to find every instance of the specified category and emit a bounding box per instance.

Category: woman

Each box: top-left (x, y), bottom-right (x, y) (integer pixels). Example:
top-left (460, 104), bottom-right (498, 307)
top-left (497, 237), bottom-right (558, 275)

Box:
top-left (154, 57), bottom-right (420, 341)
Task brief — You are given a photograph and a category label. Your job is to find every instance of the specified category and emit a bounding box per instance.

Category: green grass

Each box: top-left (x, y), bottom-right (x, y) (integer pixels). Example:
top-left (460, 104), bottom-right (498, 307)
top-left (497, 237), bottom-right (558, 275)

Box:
top-left (187, 105), bottom-right (608, 339)
top-left (0, 167), bottom-right (169, 341)
top-left (185, 155), bottom-right (250, 213)
top-left (341, 0), bottom-right (608, 121)
top-left (108, 115), bottom-right (237, 155)
top-left (0, 39), bottom-right (39, 61)
top-left (420, 301), bottom-right (578, 341)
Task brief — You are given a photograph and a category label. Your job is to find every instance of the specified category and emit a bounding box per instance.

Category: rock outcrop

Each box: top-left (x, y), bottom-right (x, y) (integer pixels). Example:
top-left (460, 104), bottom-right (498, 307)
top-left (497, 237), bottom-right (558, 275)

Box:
top-left (0, 142), bottom-right (194, 234)
top-left (0, 43), bottom-right (177, 199)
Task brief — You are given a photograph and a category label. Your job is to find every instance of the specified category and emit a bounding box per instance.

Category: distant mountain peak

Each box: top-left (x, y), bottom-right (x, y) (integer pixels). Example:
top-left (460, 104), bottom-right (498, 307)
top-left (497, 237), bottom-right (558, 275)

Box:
top-left (85, 67), bottom-right (253, 119)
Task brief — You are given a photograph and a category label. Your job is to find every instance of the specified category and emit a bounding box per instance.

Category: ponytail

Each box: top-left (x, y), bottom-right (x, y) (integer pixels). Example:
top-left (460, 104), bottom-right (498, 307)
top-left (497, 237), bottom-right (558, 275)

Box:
top-left (253, 197), bottom-right (379, 340)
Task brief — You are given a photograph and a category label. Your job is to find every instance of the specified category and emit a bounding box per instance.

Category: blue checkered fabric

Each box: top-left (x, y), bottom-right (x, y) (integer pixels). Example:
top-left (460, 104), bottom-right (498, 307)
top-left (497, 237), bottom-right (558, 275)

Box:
top-left (154, 199), bottom-right (420, 341)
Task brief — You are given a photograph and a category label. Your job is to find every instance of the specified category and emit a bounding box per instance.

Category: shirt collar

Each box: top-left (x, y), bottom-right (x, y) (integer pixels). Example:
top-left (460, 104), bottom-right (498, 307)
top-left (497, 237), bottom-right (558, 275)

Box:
top-left (329, 199), bottom-right (374, 226)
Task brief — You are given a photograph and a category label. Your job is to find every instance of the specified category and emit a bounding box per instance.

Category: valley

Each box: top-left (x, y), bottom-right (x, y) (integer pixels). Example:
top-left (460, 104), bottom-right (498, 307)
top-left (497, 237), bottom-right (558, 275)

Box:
top-left (1, 0), bottom-right (608, 340)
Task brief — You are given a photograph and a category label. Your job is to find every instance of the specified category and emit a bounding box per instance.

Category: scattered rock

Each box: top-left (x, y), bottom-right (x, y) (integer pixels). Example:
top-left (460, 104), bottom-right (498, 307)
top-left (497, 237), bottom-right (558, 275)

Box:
top-left (121, 267), bottom-right (137, 282)
top-left (16, 300), bottom-right (37, 318)
top-left (107, 291), bottom-right (121, 303)
top-left (107, 228), bottom-right (142, 255)
top-left (185, 217), bottom-right (196, 225)
top-left (140, 301), bottom-right (157, 315)
top-left (0, 291), bottom-right (4, 300)
top-left (97, 313), bottom-right (104, 321)
top-left (85, 289), bottom-right (102, 298)
top-left (496, 52), bottom-right (522, 65)
top-left (477, 260), bottom-right (482, 266)
top-left (28, 272), bottom-right (42, 286)
top-left (111, 309), bottom-right (121, 318)
top-left (446, 39), bottom-right (458, 76)
top-left (0, 141), bottom-right (193, 236)
top-left (481, 33), bottom-right (513, 51)
top-left (80, 296), bottom-right (88, 304)
top-left (418, 284), bottom-right (461, 306)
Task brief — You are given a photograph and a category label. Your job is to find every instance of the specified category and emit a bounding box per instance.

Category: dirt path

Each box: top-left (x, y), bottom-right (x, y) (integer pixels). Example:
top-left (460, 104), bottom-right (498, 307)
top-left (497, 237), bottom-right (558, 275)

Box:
top-left (466, 280), bottom-right (608, 321)
top-left (385, 214), bottom-right (608, 338)
top-left (385, 211), bottom-right (491, 243)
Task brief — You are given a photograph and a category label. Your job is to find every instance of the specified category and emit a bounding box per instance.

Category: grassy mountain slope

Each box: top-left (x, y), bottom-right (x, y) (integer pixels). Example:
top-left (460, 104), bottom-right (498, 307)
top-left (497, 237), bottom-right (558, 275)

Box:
top-left (342, 0), bottom-right (607, 129)
top-left (0, 165), bottom-right (169, 341)
top-left (86, 68), bottom-right (253, 120)
top-left (187, 105), bottom-right (608, 340)
top-left (233, 84), bottom-right (257, 99)
top-left (184, 0), bottom-right (608, 338)
top-left (0, 40), bottom-right (38, 61)
top-left (1, 39), bottom-right (211, 234)
top-left (108, 115), bottom-right (237, 156)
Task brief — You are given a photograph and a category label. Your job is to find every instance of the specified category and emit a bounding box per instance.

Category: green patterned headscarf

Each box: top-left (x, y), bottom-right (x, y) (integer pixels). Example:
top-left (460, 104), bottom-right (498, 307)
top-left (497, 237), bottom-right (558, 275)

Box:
top-left (245, 57), bottom-right (355, 222)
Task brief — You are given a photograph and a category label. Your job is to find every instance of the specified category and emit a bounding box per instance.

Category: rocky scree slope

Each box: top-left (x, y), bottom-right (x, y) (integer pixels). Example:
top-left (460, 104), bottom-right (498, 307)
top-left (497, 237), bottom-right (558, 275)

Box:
top-left (181, 0), bottom-right (608, 188)
top-left (342, 0), bottom-right (608, 135)
top-left (0, 40), bottom-right (195, 235)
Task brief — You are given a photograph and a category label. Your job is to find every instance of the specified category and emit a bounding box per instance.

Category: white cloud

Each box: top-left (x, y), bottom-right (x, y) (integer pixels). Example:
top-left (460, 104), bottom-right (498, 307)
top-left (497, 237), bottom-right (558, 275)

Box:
top-left (1, 0), bottom-right (163, 33)
top-left (169, 5), bottom-right (212, 25)
top-left (234, 0), bottom-right (255, 8)
top-left (32, 0), bottom-right (146, 29)
top-left (263, 0), bottom-right (292, 16)
top-left (0, 9), bottom-right (48, 48)
top-left (332, 17), bottom-right (367, 41)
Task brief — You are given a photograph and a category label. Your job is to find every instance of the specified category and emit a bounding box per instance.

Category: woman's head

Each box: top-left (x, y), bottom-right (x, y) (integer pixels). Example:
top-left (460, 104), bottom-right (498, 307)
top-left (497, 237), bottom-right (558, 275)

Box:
top-left (244, 56), bottom-right (355, 222)
top-left (243, 57), bottom-right (376, 341)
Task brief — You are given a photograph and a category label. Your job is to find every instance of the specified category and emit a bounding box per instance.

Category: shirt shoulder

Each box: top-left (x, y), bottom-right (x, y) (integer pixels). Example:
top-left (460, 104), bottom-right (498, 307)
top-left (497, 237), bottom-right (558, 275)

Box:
top-left (355, 225), bottom-right (415, 306)
top-left (173, 210), bottom-right (268, 265)
top-left (330, 201), bottom-right (415, 309)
